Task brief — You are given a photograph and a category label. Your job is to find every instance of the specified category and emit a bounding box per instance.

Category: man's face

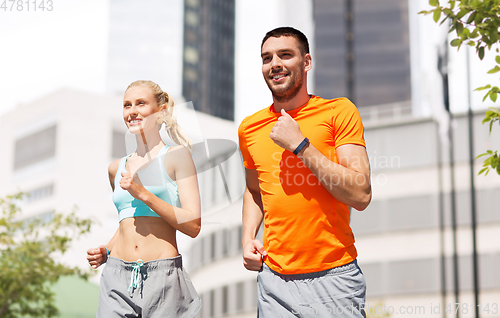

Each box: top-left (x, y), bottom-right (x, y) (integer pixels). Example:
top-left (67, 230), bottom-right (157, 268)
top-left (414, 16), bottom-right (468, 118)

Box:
top-left (261, 36), bottom-right (309, 102)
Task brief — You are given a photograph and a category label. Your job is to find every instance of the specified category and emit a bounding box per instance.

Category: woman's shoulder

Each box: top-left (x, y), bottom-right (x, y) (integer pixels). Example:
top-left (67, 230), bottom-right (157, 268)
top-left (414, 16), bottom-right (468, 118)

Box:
top-left (168, 144), bottom-right (191, 154)
top-left (108, 158), bottom-right (122, 178)
top-left (165, 145), bottom-right (194, 168)
top-left (107, 158), bottom-right (122, 190)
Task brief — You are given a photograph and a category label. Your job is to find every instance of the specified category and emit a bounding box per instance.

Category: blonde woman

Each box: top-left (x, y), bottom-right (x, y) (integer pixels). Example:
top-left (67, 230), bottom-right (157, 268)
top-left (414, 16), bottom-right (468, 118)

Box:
top-left (87, 80), bottom-right (201, 317)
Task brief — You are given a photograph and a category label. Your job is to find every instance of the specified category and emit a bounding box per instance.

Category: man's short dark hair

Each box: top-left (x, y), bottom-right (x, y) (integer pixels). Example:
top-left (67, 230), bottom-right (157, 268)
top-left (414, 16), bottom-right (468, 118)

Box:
top-left (261, 27), bottom-right (310, 55)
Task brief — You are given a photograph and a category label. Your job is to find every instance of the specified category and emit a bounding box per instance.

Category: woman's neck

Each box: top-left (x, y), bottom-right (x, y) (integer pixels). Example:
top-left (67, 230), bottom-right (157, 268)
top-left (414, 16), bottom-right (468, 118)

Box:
top-left (134, 131), bottom-right (164, 157)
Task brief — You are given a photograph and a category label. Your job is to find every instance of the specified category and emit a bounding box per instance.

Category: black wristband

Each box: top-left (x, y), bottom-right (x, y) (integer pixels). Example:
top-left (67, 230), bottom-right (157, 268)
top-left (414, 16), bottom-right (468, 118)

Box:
top-left (293, 137), bottom-right (309, 155)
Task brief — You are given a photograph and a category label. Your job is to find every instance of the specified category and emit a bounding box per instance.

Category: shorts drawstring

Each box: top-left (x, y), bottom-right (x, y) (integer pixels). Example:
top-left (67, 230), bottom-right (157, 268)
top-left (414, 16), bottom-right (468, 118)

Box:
top-left (128, 259), bottom-right (144, 294)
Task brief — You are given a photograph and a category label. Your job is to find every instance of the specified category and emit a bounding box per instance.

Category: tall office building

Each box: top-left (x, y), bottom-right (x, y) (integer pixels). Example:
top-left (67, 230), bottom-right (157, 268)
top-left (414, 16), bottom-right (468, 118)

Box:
top-left (313, 0), bottom-right (411, 107)
top-left (182, 0), bottom-right (236, 121)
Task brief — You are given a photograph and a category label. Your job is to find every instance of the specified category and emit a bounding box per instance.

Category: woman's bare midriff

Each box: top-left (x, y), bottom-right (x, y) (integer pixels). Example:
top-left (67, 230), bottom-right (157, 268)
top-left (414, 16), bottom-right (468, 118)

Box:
top-left (111, 216), bottom-right (179, 262)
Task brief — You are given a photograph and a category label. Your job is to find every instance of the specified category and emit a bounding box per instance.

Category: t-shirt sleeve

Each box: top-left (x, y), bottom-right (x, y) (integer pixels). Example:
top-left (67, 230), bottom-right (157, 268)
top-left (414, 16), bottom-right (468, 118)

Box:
top-left (238, 118), bottom-right (256, 169)
top-left (332, 98), bottom-right (366, 148)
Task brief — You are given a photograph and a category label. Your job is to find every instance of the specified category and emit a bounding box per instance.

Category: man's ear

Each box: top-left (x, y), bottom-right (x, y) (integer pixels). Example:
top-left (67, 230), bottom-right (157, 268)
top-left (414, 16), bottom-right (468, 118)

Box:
top-left (304, 53), bottom-right (312, 72)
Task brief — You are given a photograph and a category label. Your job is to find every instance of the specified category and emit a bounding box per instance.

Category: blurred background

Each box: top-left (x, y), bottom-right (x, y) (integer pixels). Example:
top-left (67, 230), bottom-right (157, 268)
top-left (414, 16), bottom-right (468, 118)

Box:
top-left (1, 0), bottom-right (499, 317)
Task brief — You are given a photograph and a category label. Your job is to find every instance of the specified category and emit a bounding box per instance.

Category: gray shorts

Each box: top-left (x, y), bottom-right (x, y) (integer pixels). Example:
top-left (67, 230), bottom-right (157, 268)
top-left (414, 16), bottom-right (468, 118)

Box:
top-left (257, 260), bottom-right (366, 318)
top-left (97, 256), bottom-right (201, 318)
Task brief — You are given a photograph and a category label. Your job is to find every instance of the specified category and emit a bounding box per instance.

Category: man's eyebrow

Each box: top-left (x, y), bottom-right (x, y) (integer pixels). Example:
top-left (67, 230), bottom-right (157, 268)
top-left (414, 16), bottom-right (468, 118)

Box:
top-left (261, 48), bottom-right (294, 58)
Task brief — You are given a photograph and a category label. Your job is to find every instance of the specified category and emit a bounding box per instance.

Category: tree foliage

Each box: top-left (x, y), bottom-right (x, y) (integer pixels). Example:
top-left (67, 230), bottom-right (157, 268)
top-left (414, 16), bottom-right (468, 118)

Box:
top-left (476, 107), bottom-right (500, 175)
top-left (0, 193), bottom-right (93, 318)
top-left (419, 0), bottom-right (500, 175)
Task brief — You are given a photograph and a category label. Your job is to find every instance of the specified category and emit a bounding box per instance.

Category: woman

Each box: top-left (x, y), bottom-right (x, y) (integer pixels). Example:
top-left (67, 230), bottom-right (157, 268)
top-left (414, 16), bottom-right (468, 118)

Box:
top-left (87, 80), bottom-right (201, 317)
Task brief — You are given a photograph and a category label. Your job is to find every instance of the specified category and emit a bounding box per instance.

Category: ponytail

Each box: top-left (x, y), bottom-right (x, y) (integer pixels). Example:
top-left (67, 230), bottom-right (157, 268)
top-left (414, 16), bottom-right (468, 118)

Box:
top-left (158, 91), bottom-right (192, 149)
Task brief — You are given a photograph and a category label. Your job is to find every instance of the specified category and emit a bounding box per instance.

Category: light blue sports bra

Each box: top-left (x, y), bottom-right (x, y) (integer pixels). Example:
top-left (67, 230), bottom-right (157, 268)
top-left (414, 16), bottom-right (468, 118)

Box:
top-left (112, 145), bottom-right (181, 222)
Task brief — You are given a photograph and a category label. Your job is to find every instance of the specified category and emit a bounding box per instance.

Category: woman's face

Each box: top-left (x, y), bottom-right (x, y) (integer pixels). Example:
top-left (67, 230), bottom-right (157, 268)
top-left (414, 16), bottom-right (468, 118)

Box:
top-left (123, 86), bottom-right (163, 134)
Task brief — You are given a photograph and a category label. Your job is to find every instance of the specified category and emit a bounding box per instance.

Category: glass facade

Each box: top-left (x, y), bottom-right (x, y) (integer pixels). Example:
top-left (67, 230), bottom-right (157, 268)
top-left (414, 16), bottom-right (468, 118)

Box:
top-left (14, 125), bottom-right (57, 170)
top-left (182, 0), bottom-right (235, 121)
top-left (313, 0), bottom-right (411, 107)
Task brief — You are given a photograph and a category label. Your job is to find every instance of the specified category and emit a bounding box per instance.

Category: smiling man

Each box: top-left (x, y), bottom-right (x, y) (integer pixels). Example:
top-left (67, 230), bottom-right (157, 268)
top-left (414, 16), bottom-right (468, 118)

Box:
top-left (238, 27), bottom-right (371, 317)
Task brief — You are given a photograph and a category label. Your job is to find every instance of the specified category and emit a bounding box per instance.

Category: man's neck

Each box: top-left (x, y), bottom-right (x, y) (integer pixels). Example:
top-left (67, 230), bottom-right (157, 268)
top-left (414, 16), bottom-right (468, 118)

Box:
top-left (272, 88), bottom-right (311, 113)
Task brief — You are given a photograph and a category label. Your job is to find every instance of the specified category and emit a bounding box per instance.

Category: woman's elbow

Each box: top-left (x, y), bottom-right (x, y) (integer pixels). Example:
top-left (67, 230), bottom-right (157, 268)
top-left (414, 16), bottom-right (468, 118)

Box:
top-left (187, 219), bottom-right (201, 238)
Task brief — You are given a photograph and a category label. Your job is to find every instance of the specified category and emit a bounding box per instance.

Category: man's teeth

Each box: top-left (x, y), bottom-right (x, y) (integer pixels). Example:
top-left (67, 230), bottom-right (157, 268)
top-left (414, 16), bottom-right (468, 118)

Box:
top-left (273, 74), bottom-right (285, 79)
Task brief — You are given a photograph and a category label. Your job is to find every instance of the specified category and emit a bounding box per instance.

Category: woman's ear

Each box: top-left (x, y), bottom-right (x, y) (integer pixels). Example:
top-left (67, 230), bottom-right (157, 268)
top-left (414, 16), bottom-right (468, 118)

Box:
top-left (155, 107), bottom-right (167, 125)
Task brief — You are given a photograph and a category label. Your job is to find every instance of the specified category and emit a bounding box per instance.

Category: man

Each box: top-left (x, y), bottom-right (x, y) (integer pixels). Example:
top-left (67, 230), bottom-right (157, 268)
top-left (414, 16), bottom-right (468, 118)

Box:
top-left (238, 27), bottom-right (371, 317)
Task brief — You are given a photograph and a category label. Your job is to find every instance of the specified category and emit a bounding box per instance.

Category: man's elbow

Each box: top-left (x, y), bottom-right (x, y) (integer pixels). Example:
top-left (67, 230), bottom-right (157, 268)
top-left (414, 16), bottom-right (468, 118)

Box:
top-left (352, 189), bottom-right (372, 211)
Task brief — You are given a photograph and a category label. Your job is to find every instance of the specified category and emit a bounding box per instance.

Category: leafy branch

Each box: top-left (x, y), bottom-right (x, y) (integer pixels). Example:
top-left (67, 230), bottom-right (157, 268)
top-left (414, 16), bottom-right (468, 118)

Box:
top-left (419, 0), bottom-right (500, 175)
top-left (476, 107), bottom-right (500, 175)
top-left (0, 193), bottom-right (93, 318)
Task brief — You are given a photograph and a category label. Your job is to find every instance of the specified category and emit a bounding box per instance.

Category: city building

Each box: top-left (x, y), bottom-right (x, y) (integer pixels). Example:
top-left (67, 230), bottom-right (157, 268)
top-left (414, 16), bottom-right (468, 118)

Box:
top-left (2, 1), bottom-right (500, 317)
top-left (182, 0), bottom-right (236, 120)
top-left (184, 2), bottom-right (500, 318)
top-left (312, 0), bottom-right (412, 108)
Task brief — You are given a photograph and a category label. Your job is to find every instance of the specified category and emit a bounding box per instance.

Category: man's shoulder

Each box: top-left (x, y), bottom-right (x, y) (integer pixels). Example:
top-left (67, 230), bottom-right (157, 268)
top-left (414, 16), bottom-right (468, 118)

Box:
top-left (309, 96), bottom-right (360, 120)
top-left (238, 106), bottom-right (273, 131)
top-left (310, 95), bottom-right (353, 110)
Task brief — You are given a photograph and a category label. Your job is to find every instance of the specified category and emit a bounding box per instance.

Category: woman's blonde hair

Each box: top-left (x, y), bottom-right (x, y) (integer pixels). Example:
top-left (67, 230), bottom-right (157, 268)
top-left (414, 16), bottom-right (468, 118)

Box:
top-left (126, 80), bottom-right (192, 149)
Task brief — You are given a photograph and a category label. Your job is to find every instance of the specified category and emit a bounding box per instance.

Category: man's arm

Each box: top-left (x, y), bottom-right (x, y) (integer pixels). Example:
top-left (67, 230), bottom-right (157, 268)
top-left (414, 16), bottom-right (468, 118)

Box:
top-left (270, 109), bottom-right (371, 211)
top-left (298, 143), bottom-right (371, 211)
top-left (242, 168), bottom-right (267, 271)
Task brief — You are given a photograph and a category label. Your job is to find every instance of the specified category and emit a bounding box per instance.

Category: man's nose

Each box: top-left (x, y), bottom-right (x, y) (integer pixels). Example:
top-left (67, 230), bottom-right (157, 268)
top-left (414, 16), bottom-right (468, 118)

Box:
top-left (270, 55), bottom-right (283, 70)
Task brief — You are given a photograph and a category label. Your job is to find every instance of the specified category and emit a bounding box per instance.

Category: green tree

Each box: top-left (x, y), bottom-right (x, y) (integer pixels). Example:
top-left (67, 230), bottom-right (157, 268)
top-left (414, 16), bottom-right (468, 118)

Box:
top-left (0, 193), bottom-right (92, 318)
top-left (419, 0), bottom-right (500, 175)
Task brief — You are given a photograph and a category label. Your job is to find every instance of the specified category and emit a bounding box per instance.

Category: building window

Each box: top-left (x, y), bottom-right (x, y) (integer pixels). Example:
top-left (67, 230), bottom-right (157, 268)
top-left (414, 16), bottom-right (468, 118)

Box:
top-left (14, 125), bottom-right (57, 170)
top-left (184, 67), bottom-right (198, 82)
top-left (237, 225), bottom-right (243, 252)
top-left (210, 232), bottom-right (216, 261)
top-left (184, 46), bottom-right (199, 64)
top-left (185, 0), bottom-right (199, 8)
top-left (209, 289), bottom-right (215, 318)
top-left (222, 229), bottom-right (229, 257)
top-left (222, 285), bottom-right (228, 314)
top-left (22, 210), bottom-right (54, 229)
top-left (236, 281), bottom-right (244, 311)
top-left (25, 184), bottom-right (54, 204)
top-left (185, 10), bottom-right (199, 26)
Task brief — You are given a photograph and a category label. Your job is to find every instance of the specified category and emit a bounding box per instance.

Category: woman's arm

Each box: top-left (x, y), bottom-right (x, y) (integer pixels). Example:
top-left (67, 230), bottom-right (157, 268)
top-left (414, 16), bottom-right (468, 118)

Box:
top-left (86, 227), bottom-right (120, 269)
top-left (120, 146), bottom-right (201, 238)
top-left (86, 159), bottom-right (122, 269)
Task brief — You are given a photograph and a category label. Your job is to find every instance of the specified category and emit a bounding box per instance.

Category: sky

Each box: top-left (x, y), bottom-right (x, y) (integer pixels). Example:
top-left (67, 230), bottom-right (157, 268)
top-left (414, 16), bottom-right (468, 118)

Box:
top-left (1, 0), bottom-right (498, 123)
top-left (0, 0), bottom-right (109, 116)
top-left (0, 0), bottom-right (315, 125)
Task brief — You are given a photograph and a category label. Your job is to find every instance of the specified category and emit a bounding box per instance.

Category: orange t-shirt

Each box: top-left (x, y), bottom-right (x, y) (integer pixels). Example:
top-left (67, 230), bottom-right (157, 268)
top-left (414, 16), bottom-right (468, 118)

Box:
top-left (238, 96), bottom-right (366, 275)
